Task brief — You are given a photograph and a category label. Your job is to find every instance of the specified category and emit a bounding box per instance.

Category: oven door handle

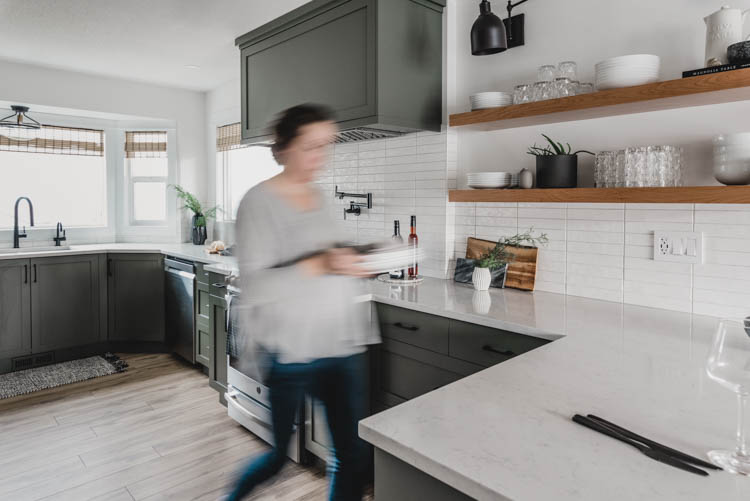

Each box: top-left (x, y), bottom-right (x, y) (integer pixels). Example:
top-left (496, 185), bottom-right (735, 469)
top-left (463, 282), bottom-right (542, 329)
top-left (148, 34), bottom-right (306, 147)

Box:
top-left (226, 389), bottom-right (272, 427)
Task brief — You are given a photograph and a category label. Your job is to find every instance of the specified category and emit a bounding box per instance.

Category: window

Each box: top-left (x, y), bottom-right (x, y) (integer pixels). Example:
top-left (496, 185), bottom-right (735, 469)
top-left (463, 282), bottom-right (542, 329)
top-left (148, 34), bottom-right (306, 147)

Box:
top-left (0, 125), bottom-right (107, 229)
top-left (125, 131), bottom-right (168, 225)
top-left (216, 123), bottom-right (282, 220)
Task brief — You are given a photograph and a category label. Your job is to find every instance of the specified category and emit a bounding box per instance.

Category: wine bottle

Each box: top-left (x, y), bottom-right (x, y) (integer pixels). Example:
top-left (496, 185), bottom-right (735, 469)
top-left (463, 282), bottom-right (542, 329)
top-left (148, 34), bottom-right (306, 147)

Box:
top-left (389, 220), bottom-right (404, 280)
top-left (408, 215), bottom-right (418, 278)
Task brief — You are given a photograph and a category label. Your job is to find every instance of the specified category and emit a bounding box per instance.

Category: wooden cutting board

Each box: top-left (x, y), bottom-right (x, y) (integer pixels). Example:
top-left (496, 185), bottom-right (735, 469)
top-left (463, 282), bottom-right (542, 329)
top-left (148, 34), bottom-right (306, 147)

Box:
top-left (466, 237), bottom-right (539, 291)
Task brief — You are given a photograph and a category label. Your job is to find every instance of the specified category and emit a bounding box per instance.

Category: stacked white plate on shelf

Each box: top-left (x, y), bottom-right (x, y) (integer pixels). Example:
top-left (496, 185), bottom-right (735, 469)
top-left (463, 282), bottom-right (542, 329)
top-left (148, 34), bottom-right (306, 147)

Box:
top-left (470, 92), bottom-right (512, 110)
top-left (595, 54), bottom-right (660, 90)
top-left (467, 171), bottom-right (512, 189)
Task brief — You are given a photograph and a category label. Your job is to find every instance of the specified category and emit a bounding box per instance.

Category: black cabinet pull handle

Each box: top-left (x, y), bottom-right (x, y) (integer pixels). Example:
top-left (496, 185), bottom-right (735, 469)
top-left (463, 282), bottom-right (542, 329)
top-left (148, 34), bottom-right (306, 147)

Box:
top-left (33, 264), bottom-right (37, 283)
top-left (24, 264), bottom-right (28, 284)
top-left (107, 259), bottom-right (113, 277)
top-left (482, 345), bottom-right (515, 357)
top-left (393, 321), bottom-right (419, 331)
top-left (212, 283), bottom-right (226, 289)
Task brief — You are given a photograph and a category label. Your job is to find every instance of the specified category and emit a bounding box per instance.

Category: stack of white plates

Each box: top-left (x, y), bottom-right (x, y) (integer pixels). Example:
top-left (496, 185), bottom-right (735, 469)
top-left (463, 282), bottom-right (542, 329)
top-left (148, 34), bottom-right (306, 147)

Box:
top-left (467, 171), bottom-right (512, 189)
top-left (470, 92), bottom-right (512, 110)
top-left (595, 54), bottom-right (660, 90)
top-left (510, 173), bottom-right (519, 188)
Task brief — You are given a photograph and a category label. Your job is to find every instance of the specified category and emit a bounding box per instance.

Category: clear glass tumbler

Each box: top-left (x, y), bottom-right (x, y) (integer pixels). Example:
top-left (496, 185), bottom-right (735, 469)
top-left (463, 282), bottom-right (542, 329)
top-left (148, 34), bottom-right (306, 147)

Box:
top-left (554, 77), bottom-right (575, 98)
top-left (532, 81), bottom-right (554, 102)
top-left (537, 65), bottom-right (557, 82)
top-left (513, 84), bottom-right (531, 105)
top-left (706, 318), bottom-right (750, 475)
top-left (577, 82), bottom-right (595, 94)
top-left (557, 61), bottom-right (578, 81)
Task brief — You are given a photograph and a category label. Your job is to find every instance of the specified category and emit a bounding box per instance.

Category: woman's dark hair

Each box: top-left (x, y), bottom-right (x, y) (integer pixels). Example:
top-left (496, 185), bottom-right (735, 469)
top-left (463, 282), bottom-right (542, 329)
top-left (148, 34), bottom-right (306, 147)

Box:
top-left (271, 103), bottom-right (335, 158)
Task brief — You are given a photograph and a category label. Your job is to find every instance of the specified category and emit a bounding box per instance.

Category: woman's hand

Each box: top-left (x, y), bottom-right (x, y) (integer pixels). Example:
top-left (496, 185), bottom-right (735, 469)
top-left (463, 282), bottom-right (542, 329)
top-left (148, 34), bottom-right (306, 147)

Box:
top-left (300, 248), bottom-right (370, 277)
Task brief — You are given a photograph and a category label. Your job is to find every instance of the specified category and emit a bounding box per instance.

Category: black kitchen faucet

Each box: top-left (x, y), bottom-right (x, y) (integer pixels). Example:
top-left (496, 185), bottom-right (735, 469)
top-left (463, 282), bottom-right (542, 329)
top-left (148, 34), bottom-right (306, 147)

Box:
top-left (13, 196), bottom-right (34, 248)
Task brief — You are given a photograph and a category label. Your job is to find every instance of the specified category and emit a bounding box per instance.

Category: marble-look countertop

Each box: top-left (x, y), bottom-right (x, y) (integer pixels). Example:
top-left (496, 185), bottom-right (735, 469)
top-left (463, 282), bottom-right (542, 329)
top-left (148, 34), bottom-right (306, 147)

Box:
top-left (359, 278), bottom-right (750, 501)
top-left (0, 243), bottom-right (238, 273)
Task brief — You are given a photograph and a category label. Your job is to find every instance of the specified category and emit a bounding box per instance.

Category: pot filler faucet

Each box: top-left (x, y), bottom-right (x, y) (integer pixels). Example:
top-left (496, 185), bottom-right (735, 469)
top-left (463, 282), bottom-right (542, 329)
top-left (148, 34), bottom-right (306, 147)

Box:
top-left (13, 196), bottom-right (34, 248)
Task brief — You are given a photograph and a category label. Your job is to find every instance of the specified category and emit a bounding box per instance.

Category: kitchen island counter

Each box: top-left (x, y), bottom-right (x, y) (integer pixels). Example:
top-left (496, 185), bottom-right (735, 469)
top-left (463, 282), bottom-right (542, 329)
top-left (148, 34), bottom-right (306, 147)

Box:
top-left (359, 278), bottom-right (749, 500)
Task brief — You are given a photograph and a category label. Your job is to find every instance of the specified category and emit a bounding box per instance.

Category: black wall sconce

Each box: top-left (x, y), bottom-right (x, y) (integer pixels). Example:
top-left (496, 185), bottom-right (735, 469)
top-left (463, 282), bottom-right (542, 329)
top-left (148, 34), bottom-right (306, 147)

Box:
top-left (471, 0), bottom-right (529, 56)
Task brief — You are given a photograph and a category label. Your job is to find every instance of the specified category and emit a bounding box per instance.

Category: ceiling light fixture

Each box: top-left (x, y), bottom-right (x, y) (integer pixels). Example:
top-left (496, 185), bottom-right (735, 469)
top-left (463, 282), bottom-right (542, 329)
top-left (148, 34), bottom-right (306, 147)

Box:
top-left (0, 105), bottom-right (42, 130)
top-left (471, 0), bottom-right (529, 56)
top-left (185, 65), bottom-right (201, 69)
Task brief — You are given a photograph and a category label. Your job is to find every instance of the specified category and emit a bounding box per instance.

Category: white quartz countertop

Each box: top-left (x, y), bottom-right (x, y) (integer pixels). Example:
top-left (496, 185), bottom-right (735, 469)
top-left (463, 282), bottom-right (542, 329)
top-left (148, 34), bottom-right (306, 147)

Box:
top-left (0, 243), bottom-right (238, 273)
top-left (359, 278), bottom-right (750, 501)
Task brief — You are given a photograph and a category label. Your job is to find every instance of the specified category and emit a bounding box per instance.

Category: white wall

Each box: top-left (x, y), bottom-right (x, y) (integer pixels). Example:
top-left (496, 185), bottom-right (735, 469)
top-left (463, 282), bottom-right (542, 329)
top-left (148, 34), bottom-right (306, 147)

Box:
top-left (0, 59), bottom-right (207, 243)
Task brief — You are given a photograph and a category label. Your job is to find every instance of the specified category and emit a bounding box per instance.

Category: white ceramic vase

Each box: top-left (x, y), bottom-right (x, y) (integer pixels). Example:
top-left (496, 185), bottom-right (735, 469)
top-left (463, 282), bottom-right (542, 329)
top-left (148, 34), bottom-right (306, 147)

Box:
top-left (472, 267), bottom-right (492, 291)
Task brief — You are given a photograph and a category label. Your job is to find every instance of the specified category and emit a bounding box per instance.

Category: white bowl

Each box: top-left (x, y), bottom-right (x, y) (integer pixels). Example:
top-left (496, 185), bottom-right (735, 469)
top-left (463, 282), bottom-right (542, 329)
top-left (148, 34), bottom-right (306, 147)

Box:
top-left (595, 54), bottom-right (660, 68)
top-left (714, 133), bottom-right (750, 145)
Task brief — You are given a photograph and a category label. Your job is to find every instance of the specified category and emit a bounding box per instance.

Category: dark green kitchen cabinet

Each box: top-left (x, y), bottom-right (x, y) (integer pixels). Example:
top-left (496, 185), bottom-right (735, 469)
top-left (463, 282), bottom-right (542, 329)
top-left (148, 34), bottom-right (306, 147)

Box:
top-left (209, 272), bottom-right (228, 403)
top-left (107, 253), bottom-right (164, 343)
top-left (30, 255), bottom-right (101, 352)
top-left (195, 280), bottom-right (211, 367)
top-left (0, 259), bottom-right (31, 360)
top-left (235, 0), bottom-right (445, 143)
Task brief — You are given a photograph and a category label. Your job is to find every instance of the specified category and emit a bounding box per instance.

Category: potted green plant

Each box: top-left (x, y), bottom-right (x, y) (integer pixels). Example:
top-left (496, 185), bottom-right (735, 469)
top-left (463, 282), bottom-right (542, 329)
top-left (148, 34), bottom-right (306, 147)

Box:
top-left (171, 185), bottom-right (220, 245)
top-left (472, 230), bottom-right (549, 291)
top-left (527, 134), bottom-right (594, 188)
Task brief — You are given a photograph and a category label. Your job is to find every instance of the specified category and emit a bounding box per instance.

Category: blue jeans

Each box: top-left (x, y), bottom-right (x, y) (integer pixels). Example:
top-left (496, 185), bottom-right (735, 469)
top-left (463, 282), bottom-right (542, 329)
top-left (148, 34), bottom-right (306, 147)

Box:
top-left (227, 352), bottom-right (368, 501)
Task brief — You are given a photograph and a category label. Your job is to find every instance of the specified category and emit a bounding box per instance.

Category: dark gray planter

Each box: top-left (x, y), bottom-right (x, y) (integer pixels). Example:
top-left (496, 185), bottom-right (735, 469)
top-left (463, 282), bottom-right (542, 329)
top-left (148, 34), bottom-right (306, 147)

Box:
top-left (535, 154), bottom-right (578, 188)
top-left (191, 214), bottom-right (207, 245)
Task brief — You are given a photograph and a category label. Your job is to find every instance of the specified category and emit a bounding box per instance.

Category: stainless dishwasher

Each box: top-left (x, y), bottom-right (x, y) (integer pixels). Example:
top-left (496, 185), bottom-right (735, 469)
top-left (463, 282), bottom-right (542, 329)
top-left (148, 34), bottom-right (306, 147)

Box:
top-left (164, 256), bottom-right (196, 363)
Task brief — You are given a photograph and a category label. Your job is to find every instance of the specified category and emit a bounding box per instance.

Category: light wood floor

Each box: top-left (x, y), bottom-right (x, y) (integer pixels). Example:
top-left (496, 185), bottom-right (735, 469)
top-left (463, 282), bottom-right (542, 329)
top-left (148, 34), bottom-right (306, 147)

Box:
top-left (0, 353), bottom-right (361, 501)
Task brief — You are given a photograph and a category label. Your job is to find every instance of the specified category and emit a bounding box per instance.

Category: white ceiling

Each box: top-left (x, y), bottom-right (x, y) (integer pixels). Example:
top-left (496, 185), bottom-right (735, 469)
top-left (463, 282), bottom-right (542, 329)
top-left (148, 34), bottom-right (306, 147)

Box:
top-left (0, 0), bottom-right (310, 91)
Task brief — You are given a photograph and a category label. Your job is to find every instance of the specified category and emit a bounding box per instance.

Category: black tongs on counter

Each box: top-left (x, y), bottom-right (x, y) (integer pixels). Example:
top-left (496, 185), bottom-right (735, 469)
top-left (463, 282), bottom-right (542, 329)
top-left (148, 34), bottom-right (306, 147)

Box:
top-left (572, 414), bottom-right (722, 476)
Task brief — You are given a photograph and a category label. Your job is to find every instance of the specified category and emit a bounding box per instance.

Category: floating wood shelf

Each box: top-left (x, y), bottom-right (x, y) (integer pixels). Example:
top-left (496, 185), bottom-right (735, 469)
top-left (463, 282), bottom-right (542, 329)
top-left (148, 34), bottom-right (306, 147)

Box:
top-left (450, 69), bottom-right (750, 130)
top-left (448, 186), bottom-right (750, 204)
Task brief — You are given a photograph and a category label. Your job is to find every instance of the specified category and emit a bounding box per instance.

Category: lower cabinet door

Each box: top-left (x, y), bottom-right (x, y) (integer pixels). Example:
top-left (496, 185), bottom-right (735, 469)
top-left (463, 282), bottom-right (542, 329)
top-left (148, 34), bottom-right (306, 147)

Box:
top-left (209, 294), bottom-right (228, 395)
top-left (305, 396), bottom-right (332, 460)
top-left (31, 255), bottom-right (100, 352)
top-left (107, 254), bottom-right (165, 342)
top-left (0, 259), bottom-right (31, 359)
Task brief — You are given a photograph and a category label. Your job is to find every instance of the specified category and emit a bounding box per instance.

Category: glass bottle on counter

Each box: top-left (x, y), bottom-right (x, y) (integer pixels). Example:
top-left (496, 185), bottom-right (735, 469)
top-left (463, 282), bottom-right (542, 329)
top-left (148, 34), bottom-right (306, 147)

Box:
top-left (408, 215), bottom-right (418, 278)
top-left (389, 220), bottom-right (404, 280)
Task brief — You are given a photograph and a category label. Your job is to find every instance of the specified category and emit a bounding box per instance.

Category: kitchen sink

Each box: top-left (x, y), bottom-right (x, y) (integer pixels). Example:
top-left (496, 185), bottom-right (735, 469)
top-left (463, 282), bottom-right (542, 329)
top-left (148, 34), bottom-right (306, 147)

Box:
top-left (0, 245), bottom-right (71, 254)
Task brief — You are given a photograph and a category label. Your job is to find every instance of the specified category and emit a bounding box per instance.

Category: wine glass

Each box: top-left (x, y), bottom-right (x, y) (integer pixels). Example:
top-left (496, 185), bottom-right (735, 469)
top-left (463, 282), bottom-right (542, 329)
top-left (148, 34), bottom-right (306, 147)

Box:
top-left (706, 318), bottom-right (750, 475)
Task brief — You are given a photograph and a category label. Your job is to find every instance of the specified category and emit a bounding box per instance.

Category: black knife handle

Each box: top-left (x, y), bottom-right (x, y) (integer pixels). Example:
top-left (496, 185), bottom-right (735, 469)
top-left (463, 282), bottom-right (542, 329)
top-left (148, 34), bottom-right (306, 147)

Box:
top-left (587, 414), bottom-right (721, 471)
top-left (573, 415), bottom-right (642, 450)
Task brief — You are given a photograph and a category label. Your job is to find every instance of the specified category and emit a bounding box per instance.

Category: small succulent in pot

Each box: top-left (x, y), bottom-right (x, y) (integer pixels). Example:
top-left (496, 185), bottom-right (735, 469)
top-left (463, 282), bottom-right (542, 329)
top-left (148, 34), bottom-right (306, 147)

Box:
top-left (527, 134), bottom-right (595, 188)
top-left (171, 184), bottom-right (220, 245)
top-left (472, 229), bottom-right (549, 291)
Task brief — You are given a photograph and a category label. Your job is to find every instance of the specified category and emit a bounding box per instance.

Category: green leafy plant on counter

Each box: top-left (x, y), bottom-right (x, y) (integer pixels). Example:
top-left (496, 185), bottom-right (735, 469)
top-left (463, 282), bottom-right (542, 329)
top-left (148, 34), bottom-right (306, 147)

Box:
top-left (475, 229), bottom-right (549, 270)
top-left (526, 133), bottom-right (595, 157)
top-left (170, 184), bottom-right (220, 227)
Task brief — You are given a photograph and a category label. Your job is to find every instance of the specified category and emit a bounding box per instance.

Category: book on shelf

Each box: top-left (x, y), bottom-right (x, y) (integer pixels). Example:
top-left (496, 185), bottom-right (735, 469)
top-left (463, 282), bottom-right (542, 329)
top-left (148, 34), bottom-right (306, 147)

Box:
top-left (682, 62), bottom-right (750, 78)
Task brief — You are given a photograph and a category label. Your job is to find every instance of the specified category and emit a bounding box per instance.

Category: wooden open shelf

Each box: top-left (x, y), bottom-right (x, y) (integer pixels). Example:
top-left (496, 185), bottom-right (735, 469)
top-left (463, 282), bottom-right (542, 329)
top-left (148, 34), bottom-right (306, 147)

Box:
top-left (450, 68), bottom-right (750, 130)
top-left (448, 186), bottom-right (750, 204)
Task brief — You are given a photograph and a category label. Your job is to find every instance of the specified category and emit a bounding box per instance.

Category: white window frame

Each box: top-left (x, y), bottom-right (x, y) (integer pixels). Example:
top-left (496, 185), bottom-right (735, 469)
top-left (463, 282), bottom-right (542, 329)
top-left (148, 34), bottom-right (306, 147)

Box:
top-left (126, 144), bottom-right (170, 226)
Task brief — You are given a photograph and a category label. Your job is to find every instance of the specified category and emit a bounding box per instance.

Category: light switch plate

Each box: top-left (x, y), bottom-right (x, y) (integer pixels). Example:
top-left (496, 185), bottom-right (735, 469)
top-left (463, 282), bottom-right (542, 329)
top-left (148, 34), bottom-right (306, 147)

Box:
top-left (653, 231), bottom-right (703, 263)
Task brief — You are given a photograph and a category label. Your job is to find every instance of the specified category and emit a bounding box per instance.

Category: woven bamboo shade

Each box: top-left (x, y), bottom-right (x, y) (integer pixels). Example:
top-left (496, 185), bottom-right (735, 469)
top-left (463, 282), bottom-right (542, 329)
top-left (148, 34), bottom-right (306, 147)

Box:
top-left (0, 125), bottom-right (104, 156)
top-left (216, 123), bottom-right (242, 152)
top-left (125, 131), bottom-right (167, 158)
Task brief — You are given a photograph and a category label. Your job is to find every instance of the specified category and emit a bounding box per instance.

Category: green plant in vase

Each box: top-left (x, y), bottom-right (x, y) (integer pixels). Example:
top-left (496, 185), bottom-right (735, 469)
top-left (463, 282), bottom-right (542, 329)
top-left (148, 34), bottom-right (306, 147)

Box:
top-left (526, 134), bottom-right (594, 189)
top-left (171, 184), bottom-right (220, 245)
top-left (473, 229), bottom-right (549, 291)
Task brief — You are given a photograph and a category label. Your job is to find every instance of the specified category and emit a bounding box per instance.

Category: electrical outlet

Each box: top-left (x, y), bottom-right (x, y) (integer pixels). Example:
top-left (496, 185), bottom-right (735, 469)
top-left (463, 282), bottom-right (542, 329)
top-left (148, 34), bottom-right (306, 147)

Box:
top-left (653, 231), bottom-right (703, 263)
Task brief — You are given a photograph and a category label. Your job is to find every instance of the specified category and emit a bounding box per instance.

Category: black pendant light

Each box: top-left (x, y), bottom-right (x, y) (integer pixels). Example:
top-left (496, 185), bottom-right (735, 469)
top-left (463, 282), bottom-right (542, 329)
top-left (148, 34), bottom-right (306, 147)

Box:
top-left (471, 0), bottom-right (507, 56)
top-left (0, 105), bottom-right (42, 130)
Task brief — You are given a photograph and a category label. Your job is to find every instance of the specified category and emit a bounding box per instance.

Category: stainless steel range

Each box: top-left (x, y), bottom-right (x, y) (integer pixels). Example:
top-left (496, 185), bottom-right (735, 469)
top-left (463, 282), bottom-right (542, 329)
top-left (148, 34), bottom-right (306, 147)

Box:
top-left (224, 283), bottom-right (304, 463)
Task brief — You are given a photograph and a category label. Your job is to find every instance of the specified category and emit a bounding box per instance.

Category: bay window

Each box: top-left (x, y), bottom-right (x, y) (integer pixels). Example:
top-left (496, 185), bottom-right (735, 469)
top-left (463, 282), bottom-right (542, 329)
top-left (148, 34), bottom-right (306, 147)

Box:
top-left (0, 125), bottom-right (107, 229)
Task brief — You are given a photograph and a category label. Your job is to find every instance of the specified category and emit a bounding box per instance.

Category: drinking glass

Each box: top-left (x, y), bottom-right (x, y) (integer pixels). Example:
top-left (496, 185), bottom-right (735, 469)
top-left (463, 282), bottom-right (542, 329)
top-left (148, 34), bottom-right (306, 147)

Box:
top-left (532, 81), bottom-right (554, 102)
top-left (513, 84), bottom-right (531, 104)
top-left (554, 77), bottom-right (575, 98)
top-left (557, 61), bottom-right (578, 81)
top-left (706, 318), bottom-right (750, 475)
top-left (615, 150), bottom-right (626, 187)
top-left (577, 82), bottom-right (595, 94)
top-left (537, 65), bottom-right (556, 82)
top-left (595, 151), bottom-right (612, 187)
